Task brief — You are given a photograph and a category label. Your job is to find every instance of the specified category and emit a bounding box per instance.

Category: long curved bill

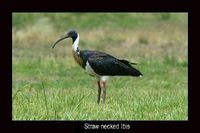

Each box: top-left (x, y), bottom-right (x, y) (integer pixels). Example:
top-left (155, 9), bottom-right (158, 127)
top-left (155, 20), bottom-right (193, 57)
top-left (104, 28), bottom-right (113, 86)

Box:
top-left (52, 34), bottom-right (69, 48)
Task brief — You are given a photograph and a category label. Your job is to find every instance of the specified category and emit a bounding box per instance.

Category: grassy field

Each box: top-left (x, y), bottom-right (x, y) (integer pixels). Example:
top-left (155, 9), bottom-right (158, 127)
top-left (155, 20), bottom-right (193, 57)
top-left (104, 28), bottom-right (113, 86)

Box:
top-left (12, 13), bottom-right (188, 120)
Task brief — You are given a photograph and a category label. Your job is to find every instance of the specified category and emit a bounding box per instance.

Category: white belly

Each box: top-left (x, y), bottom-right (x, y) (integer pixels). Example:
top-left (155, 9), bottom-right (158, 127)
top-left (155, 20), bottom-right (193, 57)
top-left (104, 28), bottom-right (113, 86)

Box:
top-left (85, 61), bottom-right (110, 81)
top-left (85, 61), bottom-right (100, 77)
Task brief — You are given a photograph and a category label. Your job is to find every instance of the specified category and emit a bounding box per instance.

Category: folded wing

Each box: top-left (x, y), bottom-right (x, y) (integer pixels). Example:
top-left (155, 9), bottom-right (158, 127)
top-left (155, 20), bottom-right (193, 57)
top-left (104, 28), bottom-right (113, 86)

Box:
top-left (87, 53), bottom-right (142, 77)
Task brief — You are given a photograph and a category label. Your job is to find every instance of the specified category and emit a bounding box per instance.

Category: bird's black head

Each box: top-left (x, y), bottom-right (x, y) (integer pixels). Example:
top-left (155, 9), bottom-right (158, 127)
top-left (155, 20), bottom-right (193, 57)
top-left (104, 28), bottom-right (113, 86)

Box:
top-left (66, 30), bottom-right (78, 42)
top-left (52, 29), bottom-right (78, 48)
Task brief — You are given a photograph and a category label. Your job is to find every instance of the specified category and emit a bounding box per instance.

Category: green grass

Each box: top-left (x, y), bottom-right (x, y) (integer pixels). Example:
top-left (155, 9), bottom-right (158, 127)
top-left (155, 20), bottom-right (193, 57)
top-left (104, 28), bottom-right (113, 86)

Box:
top-left (12, 13), bottom-right (188, 120)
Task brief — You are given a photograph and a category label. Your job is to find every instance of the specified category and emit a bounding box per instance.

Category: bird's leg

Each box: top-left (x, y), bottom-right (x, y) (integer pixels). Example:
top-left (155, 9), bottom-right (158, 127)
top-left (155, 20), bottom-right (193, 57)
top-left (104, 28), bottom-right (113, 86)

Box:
top-left (97, 80), bottom-right (101, 104)
top-left (102, 81), bottom-right (106, 103)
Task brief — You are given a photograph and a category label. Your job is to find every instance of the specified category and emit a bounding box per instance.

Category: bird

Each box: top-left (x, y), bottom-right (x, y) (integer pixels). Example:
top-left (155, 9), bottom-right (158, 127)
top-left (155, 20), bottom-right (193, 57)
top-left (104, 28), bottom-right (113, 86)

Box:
top-left (52, 29), bottom-right (143, 104)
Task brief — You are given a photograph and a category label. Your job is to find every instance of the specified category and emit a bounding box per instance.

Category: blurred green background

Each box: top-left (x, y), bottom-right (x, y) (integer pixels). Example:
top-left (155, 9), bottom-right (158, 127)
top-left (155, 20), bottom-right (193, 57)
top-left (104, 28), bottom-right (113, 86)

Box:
top-left (12, 13), bottom-right (188, 120)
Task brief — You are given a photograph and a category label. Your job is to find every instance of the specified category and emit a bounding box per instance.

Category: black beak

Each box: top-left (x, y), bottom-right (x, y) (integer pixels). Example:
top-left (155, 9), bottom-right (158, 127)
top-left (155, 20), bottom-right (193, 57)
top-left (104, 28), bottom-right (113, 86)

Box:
top-left (52, 34), bottom-right (69, 48)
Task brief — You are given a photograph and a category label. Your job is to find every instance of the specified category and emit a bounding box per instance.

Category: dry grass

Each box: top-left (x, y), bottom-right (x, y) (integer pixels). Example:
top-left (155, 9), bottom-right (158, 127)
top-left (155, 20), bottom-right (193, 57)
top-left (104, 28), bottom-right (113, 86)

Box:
top-left (13, 16), bottom-right (187, 62)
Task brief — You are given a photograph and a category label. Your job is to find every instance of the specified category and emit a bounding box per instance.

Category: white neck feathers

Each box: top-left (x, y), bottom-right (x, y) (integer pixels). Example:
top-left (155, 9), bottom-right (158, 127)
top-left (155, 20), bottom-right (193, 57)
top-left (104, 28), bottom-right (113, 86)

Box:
top-left (72, 34), bottom-right (80, 54)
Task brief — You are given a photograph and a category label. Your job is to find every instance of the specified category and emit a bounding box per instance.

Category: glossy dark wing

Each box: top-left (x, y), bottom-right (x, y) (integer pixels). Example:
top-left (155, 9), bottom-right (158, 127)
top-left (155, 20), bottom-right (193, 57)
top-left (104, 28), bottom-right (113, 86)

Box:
top-left (118, 59), bottom-right (137, 65)
top-left (86, 51), bottom-right (142, 76)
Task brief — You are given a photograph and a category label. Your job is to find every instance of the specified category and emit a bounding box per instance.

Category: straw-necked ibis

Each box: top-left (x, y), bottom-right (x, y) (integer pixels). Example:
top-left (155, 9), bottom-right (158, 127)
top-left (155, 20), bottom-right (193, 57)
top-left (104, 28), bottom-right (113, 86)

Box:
top-left (52, 29), bottom-right (143, 104)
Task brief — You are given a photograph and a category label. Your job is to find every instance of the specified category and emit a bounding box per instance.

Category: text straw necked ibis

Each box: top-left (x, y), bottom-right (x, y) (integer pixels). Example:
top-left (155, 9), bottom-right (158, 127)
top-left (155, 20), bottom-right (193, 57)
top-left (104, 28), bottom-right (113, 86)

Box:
top-left (52, 29), bottom-right (143, 104)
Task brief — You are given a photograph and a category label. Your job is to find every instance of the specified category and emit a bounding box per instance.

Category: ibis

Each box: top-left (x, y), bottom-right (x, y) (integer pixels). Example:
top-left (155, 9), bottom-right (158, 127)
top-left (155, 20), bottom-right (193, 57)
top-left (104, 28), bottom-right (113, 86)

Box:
top-left (52, 29), bottom-right (143, 104)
